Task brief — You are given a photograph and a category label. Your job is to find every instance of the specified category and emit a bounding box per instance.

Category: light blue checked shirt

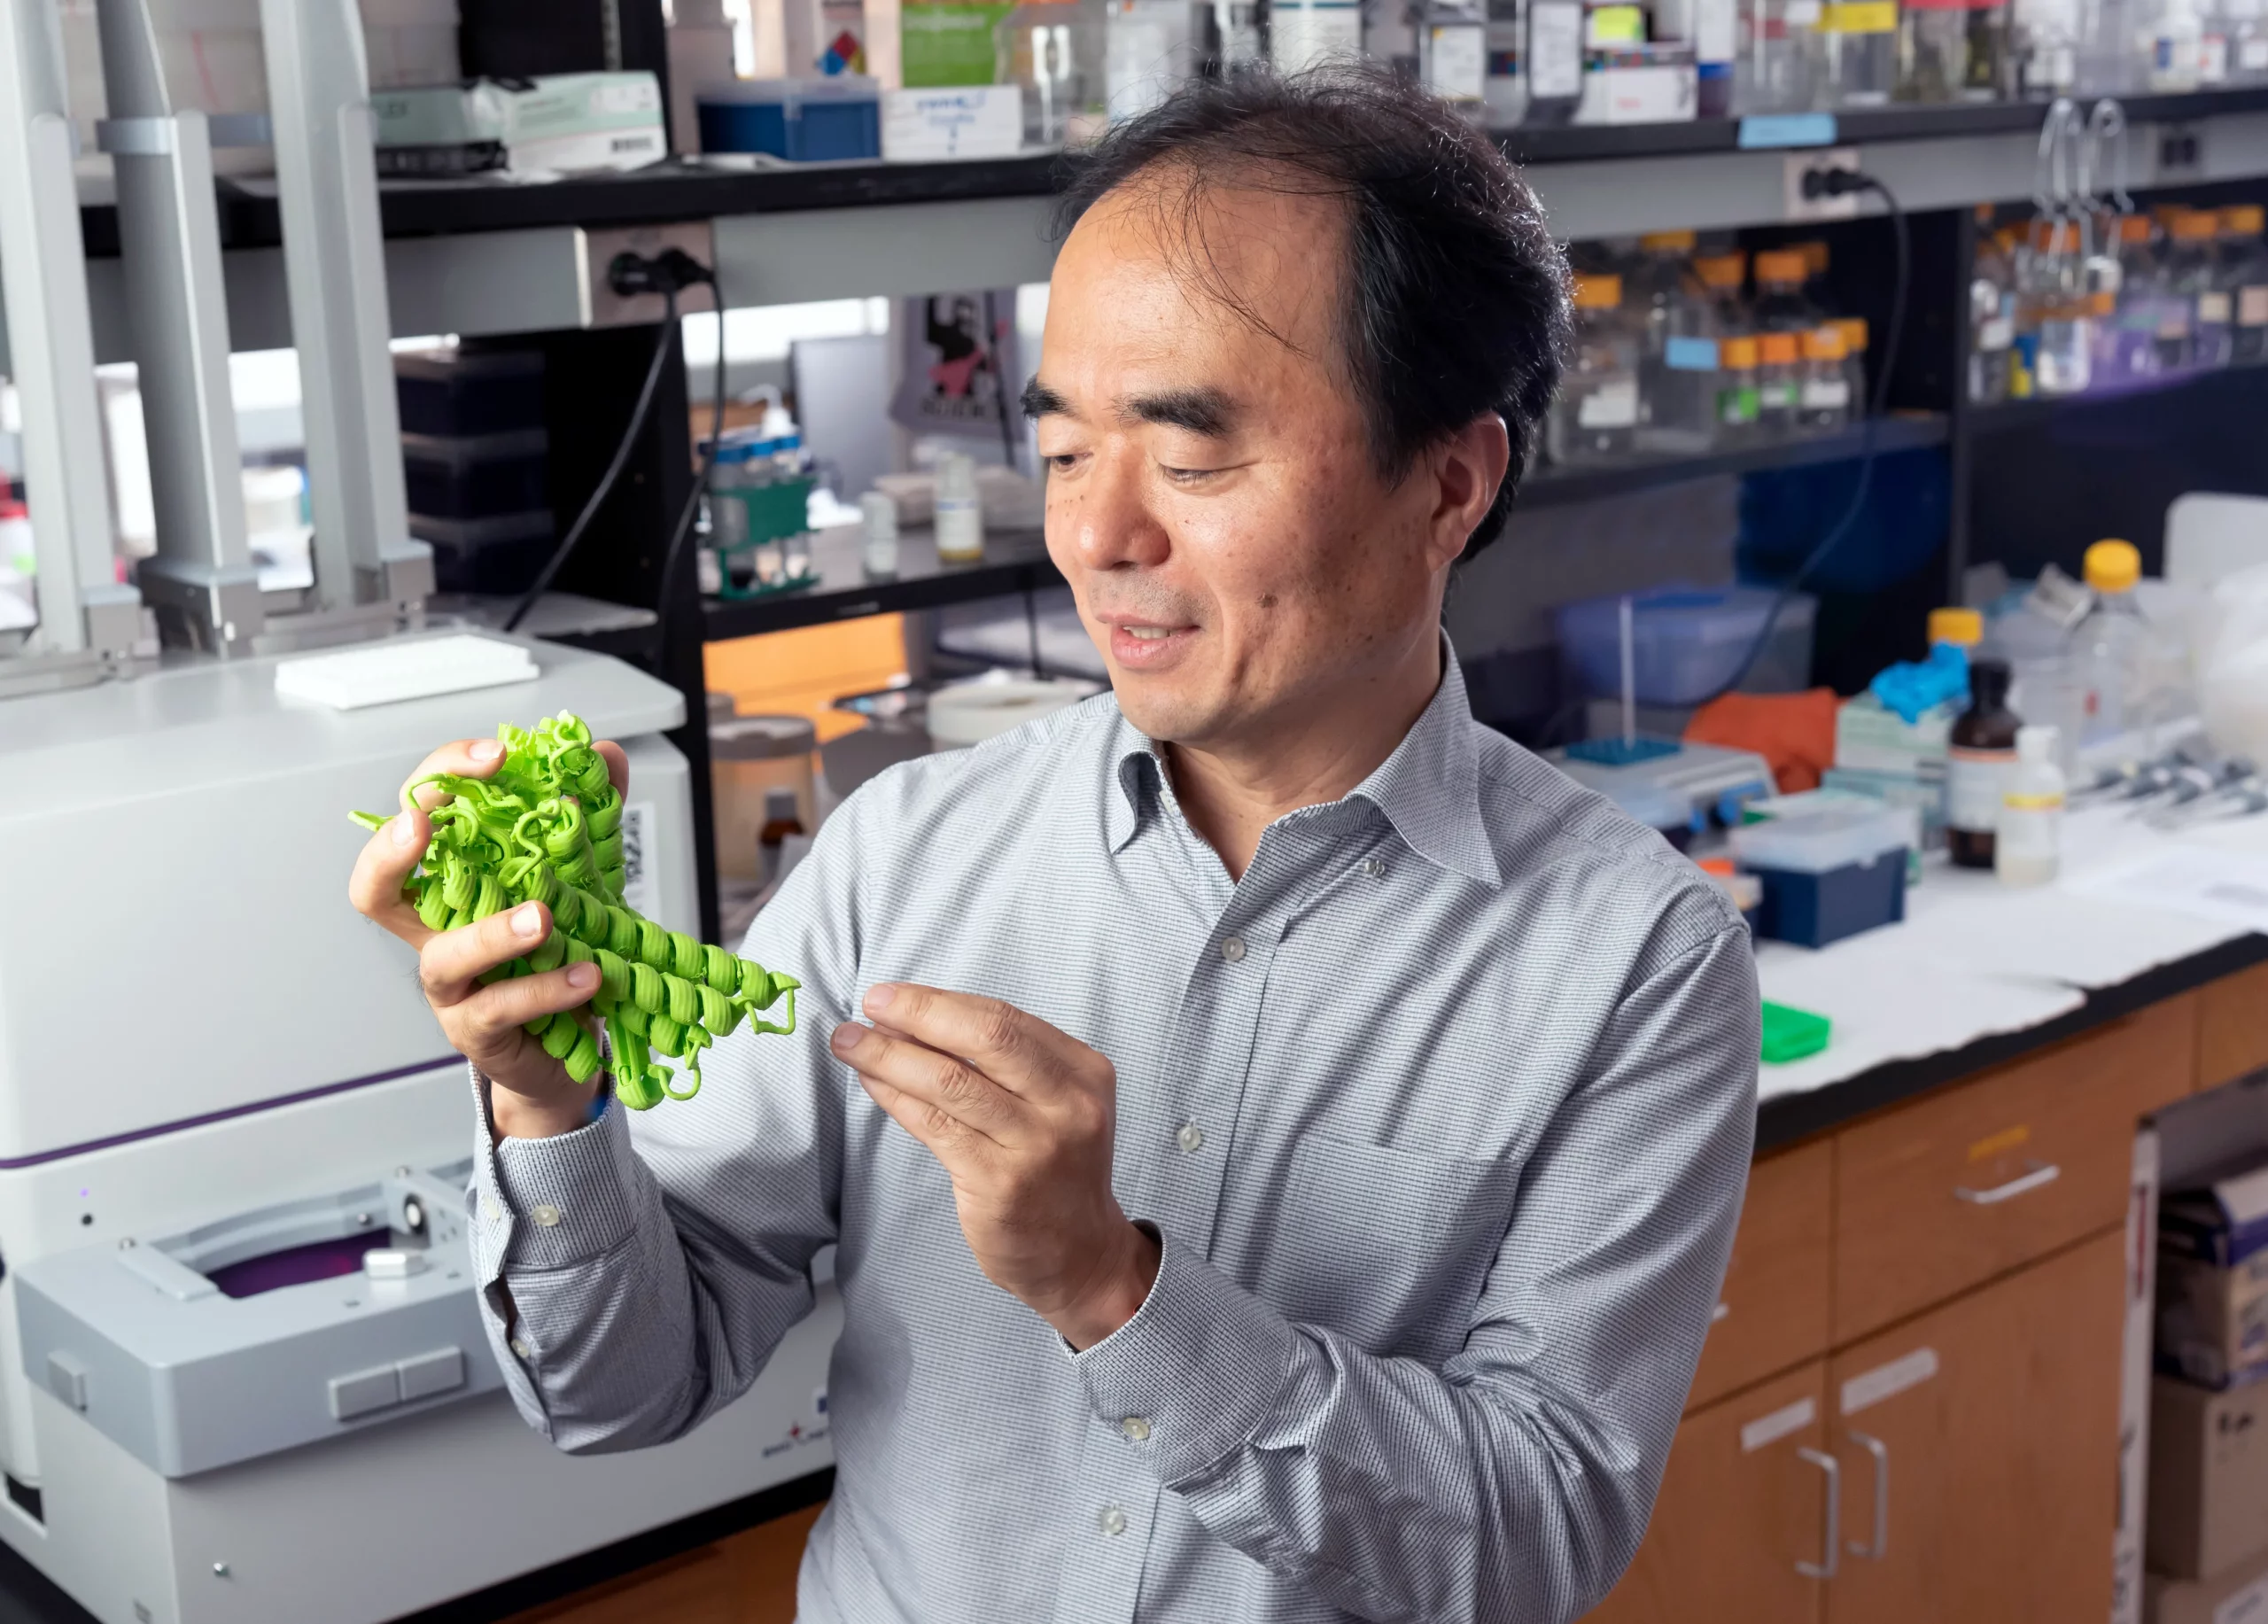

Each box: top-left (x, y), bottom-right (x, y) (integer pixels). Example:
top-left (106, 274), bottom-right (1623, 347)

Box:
top-left (467, 652), bottom-right (1759, 1623)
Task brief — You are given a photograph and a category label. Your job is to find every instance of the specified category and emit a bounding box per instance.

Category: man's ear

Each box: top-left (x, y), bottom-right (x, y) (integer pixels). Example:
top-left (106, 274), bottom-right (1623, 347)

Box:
top-left (1426, 413), bottom-right (1511, 571)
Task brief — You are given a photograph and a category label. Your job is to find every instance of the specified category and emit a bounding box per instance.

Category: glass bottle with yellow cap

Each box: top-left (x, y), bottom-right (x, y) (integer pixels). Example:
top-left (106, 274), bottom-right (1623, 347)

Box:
top-left (1751, 249), bottom-right (1820, 335)
top-left (2030, 221), bottom-right (2095, 398)
top-left (1548, 272), bottom-right (1641, 466)
top-left (1799, 323), bottom-right (1852, 430)
top-left (1817, 0), bottom-right (1897, 99)
top-left (2225, 206), bottom-right (2268, 361)
top-left (1757, 330), bottom-right (1803, 436)
top-left (1714, 334), bottom-right (1764, 447)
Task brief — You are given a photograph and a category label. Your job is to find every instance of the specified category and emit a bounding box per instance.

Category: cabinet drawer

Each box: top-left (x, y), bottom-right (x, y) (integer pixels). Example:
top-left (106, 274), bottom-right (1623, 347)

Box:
top-left (1689, 1139), bottom-right (1833, 1412)
top-left (1832, 997), bottom-right (2193, 1342)
top-left (2200, 962), bottom-right (2268, 1092)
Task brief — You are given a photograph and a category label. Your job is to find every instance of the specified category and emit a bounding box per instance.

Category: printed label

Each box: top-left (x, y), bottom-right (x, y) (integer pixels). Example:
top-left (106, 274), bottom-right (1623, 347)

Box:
top-left (2201, 291), bottom-right (2234, 325)
top-left (1425, 21), bottom-right (1489, 99)
top-left (2244, 36), bottom-right (2268, 66)
top-left (1577, 379), bottom-right (1640, 428)
top-left (1802, 377), bottom-right (1852, 410)
top-left (1528, 0), bottom-right (1585, 97)
top-left (1842, 1346), bottom-right (1940, 1415)
top-left (2203, 33), bottom-right (2232, 78)
top-left (2241, 286), bottom-right (2268, 327)
top-left (1979, 315), bottom-right (2015, 350)
top-left (1741, 1395), bottom-right (1817, 1451)
top-left (882, 85), bottom-right (1022, 160)
top-left (1760, 378), bottom-right (1798, 409)
top-left (1718, 384), bottom-right (1759, 425)
top-left (620, 800), bottom-right (655, 921)
top-left (1666, 335), bottom-right (1721, 370)
top-left (1946, 746), bottom-right (2015, 833)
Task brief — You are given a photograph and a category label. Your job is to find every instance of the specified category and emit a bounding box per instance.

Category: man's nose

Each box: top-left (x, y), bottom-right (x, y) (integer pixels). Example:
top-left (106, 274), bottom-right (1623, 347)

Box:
top-left (1060, 446), bottom-right (1169, 572)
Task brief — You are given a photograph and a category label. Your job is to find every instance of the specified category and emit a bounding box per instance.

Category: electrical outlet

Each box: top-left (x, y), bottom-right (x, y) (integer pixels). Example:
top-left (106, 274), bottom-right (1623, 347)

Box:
top-left (2158, 122), bottom-right (2204, 178)
top-left (1784, 147), bottom-right (1863, 221)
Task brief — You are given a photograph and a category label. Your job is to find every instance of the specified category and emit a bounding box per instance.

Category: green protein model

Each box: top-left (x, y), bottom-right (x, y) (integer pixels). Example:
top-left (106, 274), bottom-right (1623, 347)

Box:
top-left (352, 711), bottom-right (799, 1111)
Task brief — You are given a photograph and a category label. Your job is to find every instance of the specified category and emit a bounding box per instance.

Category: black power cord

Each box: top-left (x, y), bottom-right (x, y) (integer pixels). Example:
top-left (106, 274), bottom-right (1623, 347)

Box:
top-left (1674, 167), bottom-right (1912, 711)
top-left (501, 249), bottom-right (718, 635)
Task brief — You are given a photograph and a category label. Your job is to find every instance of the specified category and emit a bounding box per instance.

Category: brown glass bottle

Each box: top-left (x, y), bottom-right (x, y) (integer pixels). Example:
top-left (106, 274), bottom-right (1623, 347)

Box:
top-left (1946, 657), bottom-right (2021, 868)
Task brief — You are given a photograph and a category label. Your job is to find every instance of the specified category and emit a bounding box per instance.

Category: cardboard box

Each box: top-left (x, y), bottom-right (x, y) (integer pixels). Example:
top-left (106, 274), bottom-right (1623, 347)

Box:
top-left (2162, 1163), bottom-right (2268, 1389)
top-left (2150, 1376), bottom-right (2268, 1581)
top-left (2147, 1540), bottom-right (2268, 1624)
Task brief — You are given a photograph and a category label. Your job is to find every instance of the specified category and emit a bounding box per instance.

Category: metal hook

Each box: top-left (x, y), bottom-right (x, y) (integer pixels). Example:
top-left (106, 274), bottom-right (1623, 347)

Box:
top-left (2090, 97), bottom-right (2132, 215)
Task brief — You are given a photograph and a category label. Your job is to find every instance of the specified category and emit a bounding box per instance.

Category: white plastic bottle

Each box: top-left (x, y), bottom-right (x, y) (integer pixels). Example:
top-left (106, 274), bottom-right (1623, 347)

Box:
top-left (934, 452), bottom-right (985, 563)
top-left (1996, 724), bottom-right (2067, 887)
top-left (860, 490), bottom-right (901, 578)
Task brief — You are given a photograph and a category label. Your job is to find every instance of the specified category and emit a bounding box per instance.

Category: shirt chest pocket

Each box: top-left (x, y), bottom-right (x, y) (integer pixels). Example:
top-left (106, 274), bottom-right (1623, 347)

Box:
top-left (1259, 1132), bottom-right (1515, 1361)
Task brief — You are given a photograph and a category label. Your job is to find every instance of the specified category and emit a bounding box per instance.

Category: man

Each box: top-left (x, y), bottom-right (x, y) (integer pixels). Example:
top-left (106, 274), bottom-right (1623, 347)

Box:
top-left (350, 68), bottom-right (1757, 1624)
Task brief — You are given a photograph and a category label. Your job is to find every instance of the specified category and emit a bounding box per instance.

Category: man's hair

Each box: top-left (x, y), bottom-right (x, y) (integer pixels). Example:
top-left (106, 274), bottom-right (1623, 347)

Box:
top-left (1055, 66), bottom-right (1571, 557)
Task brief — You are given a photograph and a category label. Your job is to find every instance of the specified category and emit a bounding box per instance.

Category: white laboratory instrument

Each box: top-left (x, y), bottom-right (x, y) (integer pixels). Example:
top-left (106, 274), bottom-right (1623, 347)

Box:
top-left (0, 4), bottom-right (840, 1622)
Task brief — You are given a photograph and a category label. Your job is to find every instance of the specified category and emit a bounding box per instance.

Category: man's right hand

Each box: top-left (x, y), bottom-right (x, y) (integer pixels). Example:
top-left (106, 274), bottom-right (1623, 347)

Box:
top-left (346, 736), bottom-right (630, 1140)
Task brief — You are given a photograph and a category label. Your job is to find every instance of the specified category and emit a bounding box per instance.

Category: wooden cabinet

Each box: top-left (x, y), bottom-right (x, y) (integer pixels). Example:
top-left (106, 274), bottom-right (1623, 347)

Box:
top-left (506, 1503), bottom-right (822, 1624)
top-left (1689, 1140), bottom-right (1834, 1411)
top-left (1589, 1364), bottom-right (1834, 1624)
top-left (1833, 997), bottom-right (2193, 1342)
top-left (2200, 961), bottom-right (2268, 1092)
top-left (1823, 1230), bottom-right (2124, 1624)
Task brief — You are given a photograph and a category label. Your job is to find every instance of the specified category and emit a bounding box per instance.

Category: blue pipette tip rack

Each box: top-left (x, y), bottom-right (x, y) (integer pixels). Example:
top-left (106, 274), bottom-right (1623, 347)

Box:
top-left (1565, 736), bottom-right (1682, 766)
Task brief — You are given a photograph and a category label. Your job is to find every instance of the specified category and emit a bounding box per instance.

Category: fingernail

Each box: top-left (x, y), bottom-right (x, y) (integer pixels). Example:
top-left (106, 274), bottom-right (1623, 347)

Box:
top-left (566, 962), bottom-right (599, 991)
top-left (389, 815), bottom-right (416, 849)
top-left (512, 904), bottom-right (544, 938)
top-left (470, 740), bottom-right (503, 762)
top-left (866, 983), bottom-right (897, 1014)
top-left (830, 1023), bottom-right (868, 1057)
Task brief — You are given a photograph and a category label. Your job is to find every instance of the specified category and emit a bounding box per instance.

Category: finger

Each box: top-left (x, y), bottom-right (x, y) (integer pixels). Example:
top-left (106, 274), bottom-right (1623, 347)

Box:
top-left (451, 960), bottom-right (605, 1046)
top-left (863, 984), bottom-right (1091, 1100)
top-left (348, 809), bottom-right (436, 949)
top-left (594, 741), bottom-right (629, 796)
top-left (830, 1021), bottom-right (1023, 1143)
top-left (856, 1070), bottom-right (992, 1171)
top-left (400, 737), bottom-right (509, 812)
top-left (418, 901), bottom-right (558, 1008)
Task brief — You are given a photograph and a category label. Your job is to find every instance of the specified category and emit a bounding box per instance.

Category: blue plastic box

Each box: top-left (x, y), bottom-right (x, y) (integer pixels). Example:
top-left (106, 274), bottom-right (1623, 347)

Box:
top-left (1556, 585), bottom-right (1818, 706)
top-left (1746, 854), bottom-right (1907, 948)
top-left (698, 77), bottom-right (881, 162)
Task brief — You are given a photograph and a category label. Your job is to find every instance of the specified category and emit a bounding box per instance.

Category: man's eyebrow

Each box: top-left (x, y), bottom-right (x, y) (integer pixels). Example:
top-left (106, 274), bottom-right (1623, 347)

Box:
top-left (1118, 387), bottom-right (1238, 437)
top-left (1021, 378), bottom-right (1072, 419)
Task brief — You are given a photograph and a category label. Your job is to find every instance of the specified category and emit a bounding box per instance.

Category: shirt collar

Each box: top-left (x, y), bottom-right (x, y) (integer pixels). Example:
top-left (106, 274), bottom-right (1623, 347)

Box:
top-left (1101, 637), bottom-right (1501, 889)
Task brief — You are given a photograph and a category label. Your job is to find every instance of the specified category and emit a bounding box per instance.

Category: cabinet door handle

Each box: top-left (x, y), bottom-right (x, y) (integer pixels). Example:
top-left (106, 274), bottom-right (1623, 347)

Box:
top-left (1845, 1430), bottom-right (1890, 1558)
top-left (1953, 1159), bottom-right (2061, 1205)
top-left (1795, 1447), bottom-right (1840, 1580)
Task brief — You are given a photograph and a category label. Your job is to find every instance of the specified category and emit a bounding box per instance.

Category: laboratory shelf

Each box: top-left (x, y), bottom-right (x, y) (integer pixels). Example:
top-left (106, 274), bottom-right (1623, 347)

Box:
top-left (1964, 354), bottom-right (2268, 433)
top-left (700, 524), bottom-right (1060, 642)
top-left (1521, 412), bottom-right (1949, 509)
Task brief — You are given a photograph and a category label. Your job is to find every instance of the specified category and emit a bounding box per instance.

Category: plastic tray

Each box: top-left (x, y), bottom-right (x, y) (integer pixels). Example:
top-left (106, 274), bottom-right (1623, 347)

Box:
top-left (1557, 584), bottom-right (1818, 706)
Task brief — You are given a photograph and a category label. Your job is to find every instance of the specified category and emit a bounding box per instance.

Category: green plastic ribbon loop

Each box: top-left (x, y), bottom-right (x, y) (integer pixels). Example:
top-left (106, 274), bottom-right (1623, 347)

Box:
top-left (351, 710), bottom-right (799, 1109)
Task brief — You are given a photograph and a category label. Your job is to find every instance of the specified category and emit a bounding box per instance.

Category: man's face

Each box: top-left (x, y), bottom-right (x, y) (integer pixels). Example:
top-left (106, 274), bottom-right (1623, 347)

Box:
top-left (1029, 175), bottom-right (1464, 750)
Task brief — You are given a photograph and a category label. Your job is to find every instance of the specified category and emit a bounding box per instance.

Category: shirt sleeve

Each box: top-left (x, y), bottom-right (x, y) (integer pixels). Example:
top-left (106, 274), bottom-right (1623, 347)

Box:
top-left (1072, 921), bottom-right (1759, 1624)
top-left (462, 809), bottom-right (860, 1457)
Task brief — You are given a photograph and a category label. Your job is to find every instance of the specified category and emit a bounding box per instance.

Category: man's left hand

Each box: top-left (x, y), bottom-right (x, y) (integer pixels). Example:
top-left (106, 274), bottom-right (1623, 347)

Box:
top-left (830, 984), bottom-right (1159, 1350)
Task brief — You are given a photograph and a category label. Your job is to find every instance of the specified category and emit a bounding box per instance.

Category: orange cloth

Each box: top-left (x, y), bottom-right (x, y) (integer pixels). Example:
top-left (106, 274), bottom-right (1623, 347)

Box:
top-left (1683, 688), bottom-right (1840, 795)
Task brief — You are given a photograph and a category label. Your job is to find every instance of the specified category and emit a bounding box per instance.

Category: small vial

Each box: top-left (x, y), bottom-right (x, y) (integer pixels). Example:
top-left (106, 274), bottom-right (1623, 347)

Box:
top-left (860, 492), bottom-right (901, 578)
top-left (1996, 724), bottom-right (2066, 887)
top-left (935, 453), bottom-right (984, 564)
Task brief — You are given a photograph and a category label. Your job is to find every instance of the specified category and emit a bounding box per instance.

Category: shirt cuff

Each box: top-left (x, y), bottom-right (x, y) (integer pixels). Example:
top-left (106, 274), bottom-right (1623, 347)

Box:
top-left (1070, 1222), bottom-right (1299, 1488)
top-left (466, 1065), bottom-right (641, 1279)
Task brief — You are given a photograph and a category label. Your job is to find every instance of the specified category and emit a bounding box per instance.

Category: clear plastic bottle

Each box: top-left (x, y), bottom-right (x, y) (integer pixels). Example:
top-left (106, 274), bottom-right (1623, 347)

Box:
top-left (2146, 0), bottom-right (2206, 85)
top-left (1996, 724), bottom-right (2066, 887)
top-left (1757, 330), bottom-right (1804, 436)
top-left (1635, 231), bottom-right (1718, 454)
top-left (1899, 0), bottom-right (2012, 97)
top-left (2016, 0), bottom-right (2081, 89)
top-left (2229, 0), bottom-right (2268, 76)
top-left (1549, 273), bottom-right (1642, 465)
top-left (1694, 250), bottom-right (1751, 333)
top-left (2077, 0), bottom-right (2141, 87)
top-left (2075, 537), bottom-right (2151, 745)
top-left (2224, 205), bottom-right (2268, 362)
top-left (1103, 0), bottom-right (1207, 120)
top-left (1969, 218), bottom-right (2016, 404)
top-left (1272, 0), bottom-right (1365, 72)
top-left (1816, 0), bottom-right (1898, 99)
top-left (1736, 0), bottom-right (1820, 111)
top-left (1799, 323), bottom-right (1854, 429)
top-left (1715, 334), bottom-right (1765, 446)
top-left (1004, 0), bottom-right (1107, 147)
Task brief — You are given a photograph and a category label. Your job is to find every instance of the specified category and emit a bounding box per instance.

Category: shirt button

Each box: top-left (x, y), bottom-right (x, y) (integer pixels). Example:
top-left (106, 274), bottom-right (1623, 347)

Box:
top-left (1220, 936), bottom-right (1247, 963)
top-left (530, 1204), bottom-right (563, 1229)
top-left (509, 1338), bottom-right (532, 1360)
top-left (1177, 1122), bottom-right (1206, 1154)
top-left (1099, 1504), bottom-right (1129, 1537)
top-left (1361, 856), bottom-right (1385, 878)
top-left (1120, 1417), bottom-right (1152, 1442)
